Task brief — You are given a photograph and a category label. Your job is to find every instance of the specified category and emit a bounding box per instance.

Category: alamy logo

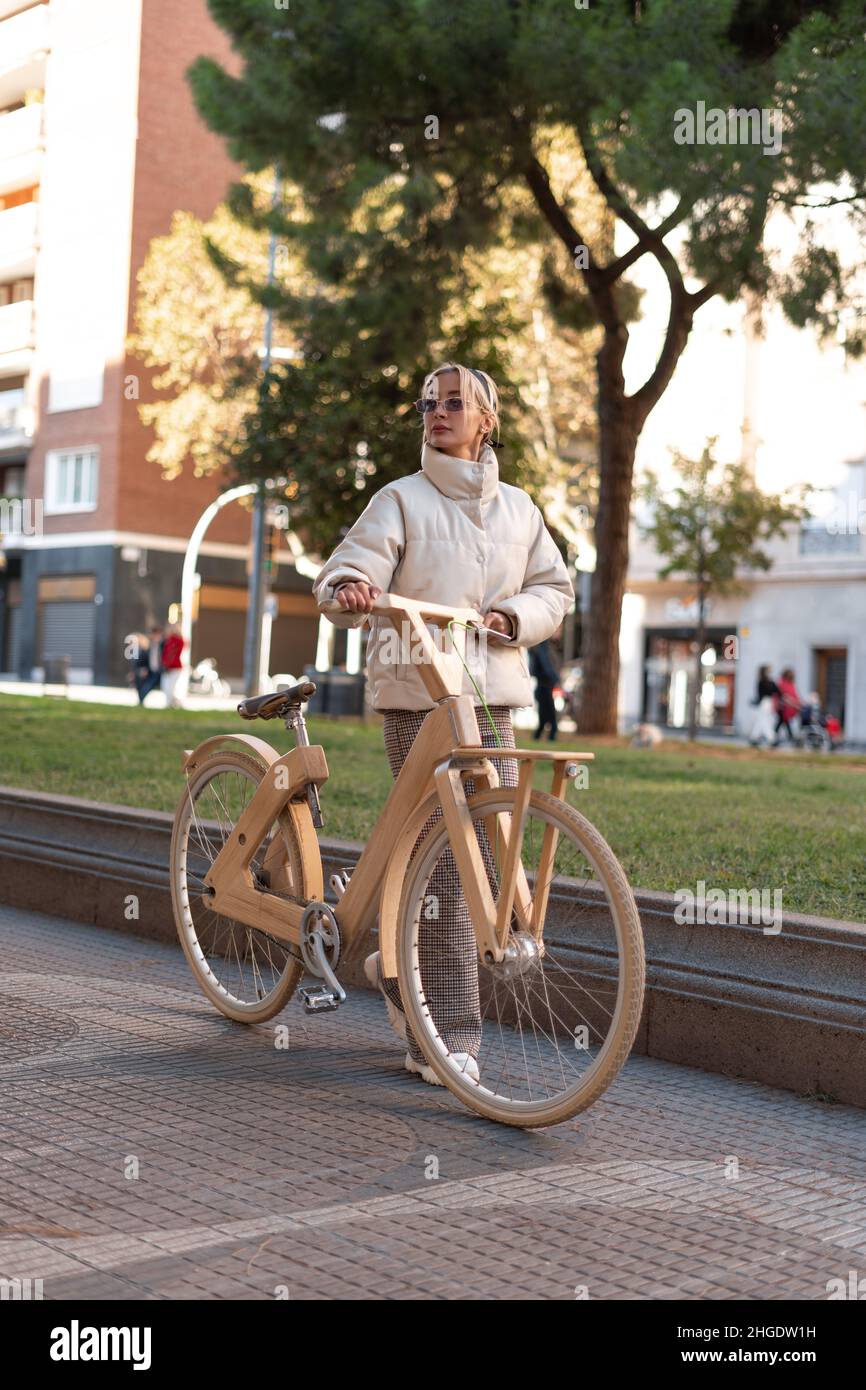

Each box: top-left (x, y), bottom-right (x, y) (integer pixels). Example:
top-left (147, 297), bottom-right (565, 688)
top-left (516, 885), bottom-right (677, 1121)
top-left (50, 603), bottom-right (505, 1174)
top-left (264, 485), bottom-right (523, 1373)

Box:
top-left (674, 879), bottom-right (783, 934)
top-left (0, 1276), bottom-right (43, 1299)
top-left (826, 1270), bottom-right (866, 1299)
top-left (674, 101), bottom-right (783, 156)
top-left (826, 496), bottom-right (866, 536)
top-left (370, 619), bottom-right (488, 668)
top-left (0, 497), bottom-right (42, 536)
top-left (49, 1320), bottom-right (152, 1370)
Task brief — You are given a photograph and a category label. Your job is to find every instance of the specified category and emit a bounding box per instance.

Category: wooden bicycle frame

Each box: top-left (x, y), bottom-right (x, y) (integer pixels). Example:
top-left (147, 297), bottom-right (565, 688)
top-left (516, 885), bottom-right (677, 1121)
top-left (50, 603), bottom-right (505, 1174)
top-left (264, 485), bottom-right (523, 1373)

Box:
top-left (189, 593), bottom-right (593, 978)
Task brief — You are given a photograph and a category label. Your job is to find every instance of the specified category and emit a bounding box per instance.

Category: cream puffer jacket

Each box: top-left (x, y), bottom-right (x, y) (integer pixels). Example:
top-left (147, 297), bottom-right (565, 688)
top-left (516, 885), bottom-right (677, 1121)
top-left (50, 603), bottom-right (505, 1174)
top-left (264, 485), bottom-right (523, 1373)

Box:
top-left (312, 442), bottom-right (575, 711)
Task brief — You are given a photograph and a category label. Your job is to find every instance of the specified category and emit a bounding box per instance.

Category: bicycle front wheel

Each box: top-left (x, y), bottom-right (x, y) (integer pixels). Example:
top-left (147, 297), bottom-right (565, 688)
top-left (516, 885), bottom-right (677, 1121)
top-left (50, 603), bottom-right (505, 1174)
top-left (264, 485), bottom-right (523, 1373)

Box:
top-left (396, 787), bottom-right (645, 1128)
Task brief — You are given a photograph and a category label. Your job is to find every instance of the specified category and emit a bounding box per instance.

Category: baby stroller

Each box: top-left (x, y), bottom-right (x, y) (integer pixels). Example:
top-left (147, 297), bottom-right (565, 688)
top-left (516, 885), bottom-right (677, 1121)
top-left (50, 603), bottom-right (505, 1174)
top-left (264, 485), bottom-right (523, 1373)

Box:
top-left (798, 694), bottom-right (843, 752)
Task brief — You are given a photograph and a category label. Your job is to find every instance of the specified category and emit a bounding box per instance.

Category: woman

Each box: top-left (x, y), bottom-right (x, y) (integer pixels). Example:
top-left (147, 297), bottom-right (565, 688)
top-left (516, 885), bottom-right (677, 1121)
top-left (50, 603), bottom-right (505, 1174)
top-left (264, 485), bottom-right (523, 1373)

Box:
top-left (313, 362), bottom-right (574, 1085)
top-left (774, 667), bottom-right (803, 745)
top-left (160, 624), bottom-right (185, 709)
top-left (748, 664), bottom-right (778, 747)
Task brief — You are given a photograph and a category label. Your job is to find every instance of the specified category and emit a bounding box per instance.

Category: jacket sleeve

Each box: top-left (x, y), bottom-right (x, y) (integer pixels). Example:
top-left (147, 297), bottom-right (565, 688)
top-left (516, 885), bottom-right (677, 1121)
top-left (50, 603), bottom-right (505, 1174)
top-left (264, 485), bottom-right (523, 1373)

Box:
top-left (312, 486), bottom-right (405, 629)
top-left (495, 504), bottom-right (574, 648)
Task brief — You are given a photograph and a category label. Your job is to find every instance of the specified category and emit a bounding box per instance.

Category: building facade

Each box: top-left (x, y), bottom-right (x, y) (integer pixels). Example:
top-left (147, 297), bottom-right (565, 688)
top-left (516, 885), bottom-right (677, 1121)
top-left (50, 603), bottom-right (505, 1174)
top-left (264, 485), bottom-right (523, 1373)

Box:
top-left (621, 466), bottom-right (866, 743)
top-left (0, 0), bottom-right (321, 687)
top-left (617, 249), bottom-right (866, 744)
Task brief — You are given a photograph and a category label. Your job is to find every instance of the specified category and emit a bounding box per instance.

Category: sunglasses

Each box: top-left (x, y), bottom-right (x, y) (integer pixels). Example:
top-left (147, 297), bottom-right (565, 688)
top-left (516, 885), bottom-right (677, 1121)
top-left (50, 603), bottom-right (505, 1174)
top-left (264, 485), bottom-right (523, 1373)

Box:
top-left (414, 397), bottom-right (469, 414)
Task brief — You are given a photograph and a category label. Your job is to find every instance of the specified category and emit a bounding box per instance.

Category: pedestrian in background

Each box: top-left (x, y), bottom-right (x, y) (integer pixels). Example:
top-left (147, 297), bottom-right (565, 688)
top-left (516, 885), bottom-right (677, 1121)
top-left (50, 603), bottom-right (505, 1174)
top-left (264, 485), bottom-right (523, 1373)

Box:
top-left (160, 625), bottom-right (185, 708)
top-left (134, 625), bottom-right (164, 705)
top-left (748, 664), bottom-right (778, 747)
top-left (529, 637), bottom-right (561, 741)
top-left (774, 667), bottom-right (803, 745)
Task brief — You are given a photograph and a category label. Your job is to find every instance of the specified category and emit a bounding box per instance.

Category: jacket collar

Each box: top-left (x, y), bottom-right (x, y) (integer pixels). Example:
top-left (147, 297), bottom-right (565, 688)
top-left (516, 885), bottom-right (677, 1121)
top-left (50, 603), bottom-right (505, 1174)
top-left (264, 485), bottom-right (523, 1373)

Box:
top-left (420, 441), bottom-right (499, 504)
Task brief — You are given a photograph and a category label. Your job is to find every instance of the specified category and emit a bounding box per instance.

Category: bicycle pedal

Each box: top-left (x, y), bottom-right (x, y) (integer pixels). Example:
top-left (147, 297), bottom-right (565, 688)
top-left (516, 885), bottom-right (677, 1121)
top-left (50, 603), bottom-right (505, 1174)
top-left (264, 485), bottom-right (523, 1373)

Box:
top-left (301, 985), bottom-right (341, 1014)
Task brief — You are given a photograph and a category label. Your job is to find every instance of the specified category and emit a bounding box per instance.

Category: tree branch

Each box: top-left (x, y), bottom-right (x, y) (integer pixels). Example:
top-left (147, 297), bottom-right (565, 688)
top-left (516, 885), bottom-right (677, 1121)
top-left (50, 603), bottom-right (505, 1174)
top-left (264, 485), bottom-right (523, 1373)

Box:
top-left (578, 118), bottom-right (688, 303)
top-left (521, 153), bottom-right (622, 333)
top-left (603, 197), bottom-right (692, 282)
top-left (629, 283), bottom-right (693, 431)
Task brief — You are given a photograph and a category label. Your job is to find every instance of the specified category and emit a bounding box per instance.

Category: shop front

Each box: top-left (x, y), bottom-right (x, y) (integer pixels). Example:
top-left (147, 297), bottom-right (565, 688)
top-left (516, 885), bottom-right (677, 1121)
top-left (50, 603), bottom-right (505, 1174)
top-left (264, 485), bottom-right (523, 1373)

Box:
top-left (642, 627), bottom-right (737, 732)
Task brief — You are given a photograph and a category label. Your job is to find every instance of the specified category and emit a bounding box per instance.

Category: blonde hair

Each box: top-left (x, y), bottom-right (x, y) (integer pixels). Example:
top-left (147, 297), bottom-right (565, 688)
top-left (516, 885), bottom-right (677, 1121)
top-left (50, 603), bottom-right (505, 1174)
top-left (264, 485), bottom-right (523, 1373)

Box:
top-left (419, 361), bottom-right (501, 449)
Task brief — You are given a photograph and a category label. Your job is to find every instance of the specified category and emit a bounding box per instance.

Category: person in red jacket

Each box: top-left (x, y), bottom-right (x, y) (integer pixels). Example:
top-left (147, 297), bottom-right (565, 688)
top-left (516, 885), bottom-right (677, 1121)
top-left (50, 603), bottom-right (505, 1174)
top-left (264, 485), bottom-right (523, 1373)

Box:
top-left (160, 625), bottom-right (185, 709)
top-left (774, 668), bottom-right (802, 745)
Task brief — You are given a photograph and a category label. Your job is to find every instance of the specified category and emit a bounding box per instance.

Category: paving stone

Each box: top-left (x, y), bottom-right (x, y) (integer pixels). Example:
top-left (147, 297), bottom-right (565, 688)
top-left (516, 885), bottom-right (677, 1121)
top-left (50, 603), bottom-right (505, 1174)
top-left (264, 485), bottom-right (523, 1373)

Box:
top-left (1, 902), bottom-right (864, 1300)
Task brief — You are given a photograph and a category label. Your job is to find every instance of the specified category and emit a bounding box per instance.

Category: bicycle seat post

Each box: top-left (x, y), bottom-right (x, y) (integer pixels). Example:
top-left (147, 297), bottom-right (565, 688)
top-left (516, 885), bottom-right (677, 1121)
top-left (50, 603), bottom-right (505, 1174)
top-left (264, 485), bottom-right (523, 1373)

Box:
top-left (284, 703), bottom-right (310, 748)
top-left (283, 702), bottom-right (324, 828)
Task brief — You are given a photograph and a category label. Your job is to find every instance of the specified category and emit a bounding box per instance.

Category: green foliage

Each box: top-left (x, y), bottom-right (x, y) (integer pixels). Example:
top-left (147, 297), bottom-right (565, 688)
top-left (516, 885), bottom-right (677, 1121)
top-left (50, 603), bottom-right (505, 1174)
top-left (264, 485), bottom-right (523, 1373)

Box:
top-left (639, 441), bottom-right (810, 596)
top-left (174, 0), bottom-right (866, 726)
top-left (186, 0), bottom-right (866, 466)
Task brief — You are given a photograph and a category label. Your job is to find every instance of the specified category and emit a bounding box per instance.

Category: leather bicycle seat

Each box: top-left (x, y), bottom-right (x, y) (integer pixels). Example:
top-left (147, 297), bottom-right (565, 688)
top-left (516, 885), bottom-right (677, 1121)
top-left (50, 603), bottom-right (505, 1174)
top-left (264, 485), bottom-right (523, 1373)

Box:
top-left (237, 680), bottom-right (317, 720)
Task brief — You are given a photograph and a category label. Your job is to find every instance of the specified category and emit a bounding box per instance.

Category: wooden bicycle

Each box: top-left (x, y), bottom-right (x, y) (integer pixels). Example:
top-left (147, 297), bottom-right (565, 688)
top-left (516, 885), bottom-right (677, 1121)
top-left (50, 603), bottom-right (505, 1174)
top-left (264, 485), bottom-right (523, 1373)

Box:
top-left (169, 592), bottom-right (645, 1128)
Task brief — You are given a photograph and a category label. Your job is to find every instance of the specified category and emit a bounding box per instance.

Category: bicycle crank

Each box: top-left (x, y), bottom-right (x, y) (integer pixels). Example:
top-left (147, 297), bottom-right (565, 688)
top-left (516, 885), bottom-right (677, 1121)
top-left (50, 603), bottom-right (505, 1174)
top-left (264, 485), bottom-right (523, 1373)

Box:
top-left (298, 902), bottom-right (346, 1014)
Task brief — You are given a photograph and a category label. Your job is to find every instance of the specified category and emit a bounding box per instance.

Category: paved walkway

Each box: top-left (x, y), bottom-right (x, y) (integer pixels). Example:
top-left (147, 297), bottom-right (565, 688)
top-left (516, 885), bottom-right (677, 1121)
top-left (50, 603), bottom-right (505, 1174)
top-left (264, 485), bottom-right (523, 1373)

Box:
top-left (1, 903), bottom-right (864, 1301)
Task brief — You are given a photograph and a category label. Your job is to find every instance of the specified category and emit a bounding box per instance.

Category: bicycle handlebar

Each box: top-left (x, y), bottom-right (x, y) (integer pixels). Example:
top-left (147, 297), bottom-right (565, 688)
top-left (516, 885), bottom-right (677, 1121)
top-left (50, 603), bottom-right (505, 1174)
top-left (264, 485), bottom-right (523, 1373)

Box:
top-left (319, 590), bottom-right (485, 629)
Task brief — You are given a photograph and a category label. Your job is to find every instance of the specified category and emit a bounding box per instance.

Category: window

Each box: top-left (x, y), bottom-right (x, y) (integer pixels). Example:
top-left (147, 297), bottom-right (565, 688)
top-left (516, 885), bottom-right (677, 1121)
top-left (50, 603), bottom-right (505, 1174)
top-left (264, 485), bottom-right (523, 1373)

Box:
top-left (45, 448), bottom-right (98, 513)
top-left (2, 465), bottom-right (25, 497)
top-left (799, 520), bottom-right (861, 556)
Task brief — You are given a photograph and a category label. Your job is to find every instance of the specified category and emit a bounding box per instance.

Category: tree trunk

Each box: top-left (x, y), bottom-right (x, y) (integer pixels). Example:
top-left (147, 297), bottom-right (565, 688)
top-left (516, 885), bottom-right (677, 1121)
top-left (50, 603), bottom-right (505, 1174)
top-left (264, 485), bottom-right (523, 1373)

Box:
top-left (689, 589), bottom-right (707, 741)
top-left (579, 330), bottom-right (636, 734)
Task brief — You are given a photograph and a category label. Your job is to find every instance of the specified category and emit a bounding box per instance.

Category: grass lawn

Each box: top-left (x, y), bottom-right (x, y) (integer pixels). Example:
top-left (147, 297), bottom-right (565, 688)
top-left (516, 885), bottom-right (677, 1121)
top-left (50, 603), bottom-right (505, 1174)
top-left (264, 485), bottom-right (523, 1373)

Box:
top-left (1, 692), bottom-right (864, 922)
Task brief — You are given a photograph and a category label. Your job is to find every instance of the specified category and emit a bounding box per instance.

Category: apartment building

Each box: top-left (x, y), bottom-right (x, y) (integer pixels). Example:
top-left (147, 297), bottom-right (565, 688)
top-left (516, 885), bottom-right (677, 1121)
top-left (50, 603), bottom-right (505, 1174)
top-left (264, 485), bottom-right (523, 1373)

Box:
top-left (0, 0), bottom-right (321, 687)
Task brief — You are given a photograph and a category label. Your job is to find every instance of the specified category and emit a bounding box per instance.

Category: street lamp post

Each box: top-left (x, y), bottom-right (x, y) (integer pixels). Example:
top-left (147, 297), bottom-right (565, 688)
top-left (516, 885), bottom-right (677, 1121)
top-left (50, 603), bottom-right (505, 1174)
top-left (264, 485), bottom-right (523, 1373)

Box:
top-left (242, 163), bottom-right (282, 698)
top-left (178, 483), bottom-right (258, 700)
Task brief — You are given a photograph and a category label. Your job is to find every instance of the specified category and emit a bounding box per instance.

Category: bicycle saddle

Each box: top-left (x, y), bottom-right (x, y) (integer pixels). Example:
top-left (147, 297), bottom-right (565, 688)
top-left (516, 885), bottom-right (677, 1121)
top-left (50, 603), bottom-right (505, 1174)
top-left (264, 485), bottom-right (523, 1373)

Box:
top-left (237, 681), bottom-right (317, 720)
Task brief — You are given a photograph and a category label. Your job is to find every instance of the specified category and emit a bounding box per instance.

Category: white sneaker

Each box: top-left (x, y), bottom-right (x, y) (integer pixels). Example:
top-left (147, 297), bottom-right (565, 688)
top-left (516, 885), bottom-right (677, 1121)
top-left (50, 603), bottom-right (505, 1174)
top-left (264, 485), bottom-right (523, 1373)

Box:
top-left (363, 951), bottom-right (407, 1042)
top-left (404, 1051), bottom-right (480, 1086)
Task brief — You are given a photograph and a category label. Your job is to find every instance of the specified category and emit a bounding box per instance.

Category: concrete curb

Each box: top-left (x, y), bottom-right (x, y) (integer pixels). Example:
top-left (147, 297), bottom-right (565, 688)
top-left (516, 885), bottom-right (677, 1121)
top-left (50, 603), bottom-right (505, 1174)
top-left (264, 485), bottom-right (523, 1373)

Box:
top-left (1, 784), bottom-right (863, 1106)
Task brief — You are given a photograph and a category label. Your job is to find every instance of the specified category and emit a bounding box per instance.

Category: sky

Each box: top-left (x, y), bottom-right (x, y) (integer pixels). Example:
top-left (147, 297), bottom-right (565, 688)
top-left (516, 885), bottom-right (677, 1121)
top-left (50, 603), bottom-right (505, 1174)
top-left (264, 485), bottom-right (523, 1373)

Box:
top-left (620, 199), bottom-right (866, 512)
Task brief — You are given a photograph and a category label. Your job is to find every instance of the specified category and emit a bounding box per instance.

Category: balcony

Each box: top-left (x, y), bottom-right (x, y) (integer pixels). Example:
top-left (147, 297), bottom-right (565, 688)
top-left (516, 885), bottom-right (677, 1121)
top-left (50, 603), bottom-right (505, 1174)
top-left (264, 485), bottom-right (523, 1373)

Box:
top-left (0, 102), bottom-right (43, 164)
top-left (0, 385), bottom-right (32, 448)
top-left (0, 3), bottom-right (48, 72)
top-left (0, 5), bottom-right (48, 110)
top-left (0, 297), bottom-right (33, 356)
top-left (0, 200), bottom-right (37, 276)
top-left (0, 100), bottom-right (43, 162)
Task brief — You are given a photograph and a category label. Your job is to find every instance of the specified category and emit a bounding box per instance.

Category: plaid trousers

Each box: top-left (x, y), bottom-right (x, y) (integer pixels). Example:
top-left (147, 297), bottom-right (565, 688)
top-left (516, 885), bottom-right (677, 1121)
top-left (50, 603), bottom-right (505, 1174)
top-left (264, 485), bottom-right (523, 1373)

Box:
top-left (378, 705), bottom-right (519, 1063)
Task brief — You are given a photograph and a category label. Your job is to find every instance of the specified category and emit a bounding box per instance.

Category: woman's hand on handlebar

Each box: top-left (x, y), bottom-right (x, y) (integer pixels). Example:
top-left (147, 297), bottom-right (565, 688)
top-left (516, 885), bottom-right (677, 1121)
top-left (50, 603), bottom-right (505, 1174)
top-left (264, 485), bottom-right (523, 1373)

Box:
top-left (334, 580), bottom-right (382, 613)
top-left (483, 610), bottom-right (515, 637)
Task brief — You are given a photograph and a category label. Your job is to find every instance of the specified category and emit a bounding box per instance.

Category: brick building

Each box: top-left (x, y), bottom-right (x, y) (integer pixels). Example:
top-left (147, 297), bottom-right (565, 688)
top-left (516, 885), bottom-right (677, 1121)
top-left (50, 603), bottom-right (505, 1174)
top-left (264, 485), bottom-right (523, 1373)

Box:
top-left (0, 0), bottom-right (320, 687)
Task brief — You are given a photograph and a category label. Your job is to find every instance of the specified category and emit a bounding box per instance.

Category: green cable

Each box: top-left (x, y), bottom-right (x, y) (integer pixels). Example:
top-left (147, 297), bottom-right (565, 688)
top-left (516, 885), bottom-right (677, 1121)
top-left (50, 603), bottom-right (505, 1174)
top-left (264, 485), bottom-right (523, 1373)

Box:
top-left (445, 618), bottom-right (505, 748)
top-left (445, 618), bottom-right (513, 876)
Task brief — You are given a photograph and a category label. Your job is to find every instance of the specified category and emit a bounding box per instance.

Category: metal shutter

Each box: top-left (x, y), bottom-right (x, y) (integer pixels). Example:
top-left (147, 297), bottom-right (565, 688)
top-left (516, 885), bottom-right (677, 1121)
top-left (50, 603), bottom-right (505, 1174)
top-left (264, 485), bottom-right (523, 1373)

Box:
top-left (3, 606), bottom-right (20, 673)
top-left (40, 601), bottom-right (96, 668)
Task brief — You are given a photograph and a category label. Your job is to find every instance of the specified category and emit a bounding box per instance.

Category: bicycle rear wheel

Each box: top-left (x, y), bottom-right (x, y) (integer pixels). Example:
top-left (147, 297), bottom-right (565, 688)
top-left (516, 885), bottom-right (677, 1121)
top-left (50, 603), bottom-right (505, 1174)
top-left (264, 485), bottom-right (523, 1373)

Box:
top-left (170, 749), bottom-right (307, 1022)
top-left (396, 787), bottom-right (645, 1128)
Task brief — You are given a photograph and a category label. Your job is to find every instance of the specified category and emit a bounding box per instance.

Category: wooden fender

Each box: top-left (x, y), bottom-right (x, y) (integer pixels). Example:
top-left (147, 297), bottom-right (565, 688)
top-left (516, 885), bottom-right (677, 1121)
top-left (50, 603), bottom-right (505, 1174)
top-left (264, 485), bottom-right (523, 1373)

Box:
top-left (180, 732), bottom-right (325, 906)
top-left (181, 732), bottom-right (283, 773)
